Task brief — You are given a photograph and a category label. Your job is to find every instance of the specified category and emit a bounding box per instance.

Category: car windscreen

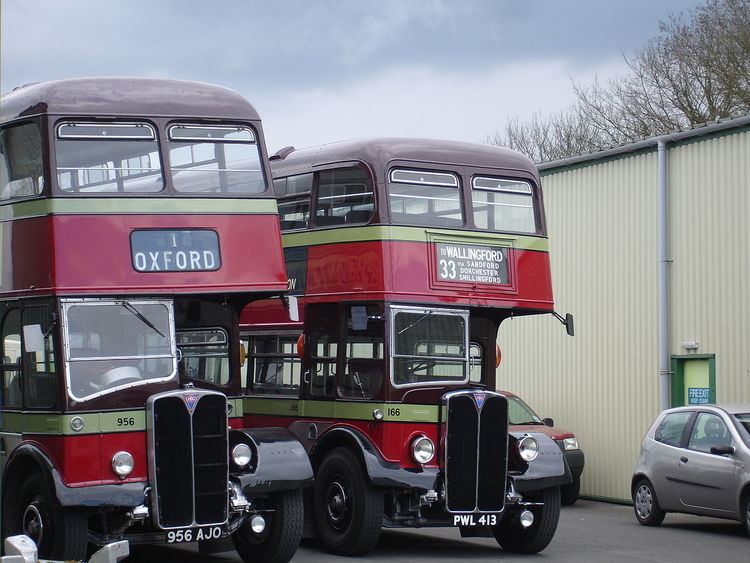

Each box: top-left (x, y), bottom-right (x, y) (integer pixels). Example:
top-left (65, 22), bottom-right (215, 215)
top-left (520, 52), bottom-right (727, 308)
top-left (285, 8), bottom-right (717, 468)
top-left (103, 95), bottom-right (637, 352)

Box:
top-left (507, 396), bottom-right (543, 425)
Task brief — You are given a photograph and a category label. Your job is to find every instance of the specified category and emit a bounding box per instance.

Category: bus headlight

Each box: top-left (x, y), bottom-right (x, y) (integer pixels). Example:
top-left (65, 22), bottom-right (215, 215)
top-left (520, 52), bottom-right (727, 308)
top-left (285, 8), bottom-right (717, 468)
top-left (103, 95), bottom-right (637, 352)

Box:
top-left (111, 451), bottom-right (134, 478)
top-left (232, 443), bottom-right (253, 468)
top-left (518, 436), bottom-right (539, 462)
top-left (411, 436), bottom-right (435, 464)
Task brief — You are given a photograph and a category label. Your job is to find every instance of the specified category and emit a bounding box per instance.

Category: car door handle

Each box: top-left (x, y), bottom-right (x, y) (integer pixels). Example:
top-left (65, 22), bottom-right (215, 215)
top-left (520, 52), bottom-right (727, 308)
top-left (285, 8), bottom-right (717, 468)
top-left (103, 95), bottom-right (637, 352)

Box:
top-left (680, 456), bottom-right (688, 463)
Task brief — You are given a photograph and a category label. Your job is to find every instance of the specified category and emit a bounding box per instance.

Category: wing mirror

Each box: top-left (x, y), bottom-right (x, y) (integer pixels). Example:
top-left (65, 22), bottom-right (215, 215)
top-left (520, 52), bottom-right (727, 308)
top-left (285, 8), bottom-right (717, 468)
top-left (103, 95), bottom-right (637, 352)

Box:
top-left (710, 445), bottom-right (735, 456)
top-left (543, 417), bottom-right (555, 427)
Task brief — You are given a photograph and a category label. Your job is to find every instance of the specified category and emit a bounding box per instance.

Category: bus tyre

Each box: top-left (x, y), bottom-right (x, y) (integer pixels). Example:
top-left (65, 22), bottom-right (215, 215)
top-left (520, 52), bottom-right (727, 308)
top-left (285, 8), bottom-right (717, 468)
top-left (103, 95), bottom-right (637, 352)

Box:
top-left (313, 447), bottom-right (383, 555)
top-left (492, 486), bottom-right (560, 554)
top-left (232, 488), bottom-right (304, 563)
top-left (560, 476), bottom-right (580, 505)
top-left (13, 474), bottom-right (88, 560)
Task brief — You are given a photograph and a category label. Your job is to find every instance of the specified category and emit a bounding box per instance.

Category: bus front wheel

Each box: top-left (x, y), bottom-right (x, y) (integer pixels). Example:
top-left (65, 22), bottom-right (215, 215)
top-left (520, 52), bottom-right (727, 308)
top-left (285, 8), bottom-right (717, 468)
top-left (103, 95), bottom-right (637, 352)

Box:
top-left (313, 447), bottom-right (383, 555)
top-left (232, 488), bottom-right (304, 563)
top-left (12, 474), bottom-right (88, 560)
top-left (492, 486), bottom-right (560, 554)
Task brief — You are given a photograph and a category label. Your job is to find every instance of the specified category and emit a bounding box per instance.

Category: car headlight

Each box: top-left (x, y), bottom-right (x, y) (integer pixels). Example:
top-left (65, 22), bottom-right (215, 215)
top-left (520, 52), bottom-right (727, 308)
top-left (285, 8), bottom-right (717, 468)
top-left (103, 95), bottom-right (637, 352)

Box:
top-left (111, 451), bottom-right (134, 478)
top-left (518, 436), bottom-right (539, 462)
top-left (563, 437), bottom-right (579, 451)
top-left (411, 436), bottom-right (435, 464)
top-left (232, 443), bottom-right (253, 468)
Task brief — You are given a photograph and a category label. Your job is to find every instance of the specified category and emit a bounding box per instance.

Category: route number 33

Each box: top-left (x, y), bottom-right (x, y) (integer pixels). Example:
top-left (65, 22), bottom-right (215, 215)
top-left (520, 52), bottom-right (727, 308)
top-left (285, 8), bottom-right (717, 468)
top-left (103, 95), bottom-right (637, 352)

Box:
top-left (439, 259), bottom-right (457, 280)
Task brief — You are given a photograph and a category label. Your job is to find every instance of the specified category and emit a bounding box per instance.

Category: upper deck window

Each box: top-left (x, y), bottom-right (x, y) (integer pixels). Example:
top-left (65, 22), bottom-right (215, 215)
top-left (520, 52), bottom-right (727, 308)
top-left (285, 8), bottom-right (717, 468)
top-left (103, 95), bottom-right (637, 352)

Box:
top-left (168, 124), bottom-right (265, 194)
top-left (1, 122), bottom-right (44, 200)
top-left (275, 173), bottom-right (313, 230)
top-left (315, 167), bottom-right (374, 226)
top-left (388, 168), bottom-right (463, 227)
top-left (472, 176), bottom-right (537, 233)
top-left (55, 122), bottom-right (164, 193)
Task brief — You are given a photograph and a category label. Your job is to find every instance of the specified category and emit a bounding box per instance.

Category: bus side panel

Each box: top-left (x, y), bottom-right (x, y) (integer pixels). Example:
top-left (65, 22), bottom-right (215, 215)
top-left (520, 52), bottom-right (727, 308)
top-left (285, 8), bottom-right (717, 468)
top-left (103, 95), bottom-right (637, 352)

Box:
top-left (27, 432), bottom-right (147, 485)
top-left (0, 217), bottom-right (55, 294)
top-left (300, 240), bottom-right (553, 309)
top-left (243, 413), bottom-right (439, 469)
top-left (50, 213), bottom-right (288, 295)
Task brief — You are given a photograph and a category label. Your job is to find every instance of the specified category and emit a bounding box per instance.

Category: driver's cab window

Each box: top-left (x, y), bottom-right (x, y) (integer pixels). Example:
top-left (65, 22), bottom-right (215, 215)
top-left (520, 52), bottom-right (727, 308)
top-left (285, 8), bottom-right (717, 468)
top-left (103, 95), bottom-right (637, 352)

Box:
top-left (340, 304), bottom-right (384, 399)
top-left (1, 308), bottom-right (22, 408)
top-left (469, 343), bottom-right (482, 383)
top-left (687, 412), bottom-right (732, 454)
top-left (309, 306), bottom-right (338, 397)
top-left (22, 306), bottom-right (57, 408)
top-left (177, 329), bottom-right (230, 385)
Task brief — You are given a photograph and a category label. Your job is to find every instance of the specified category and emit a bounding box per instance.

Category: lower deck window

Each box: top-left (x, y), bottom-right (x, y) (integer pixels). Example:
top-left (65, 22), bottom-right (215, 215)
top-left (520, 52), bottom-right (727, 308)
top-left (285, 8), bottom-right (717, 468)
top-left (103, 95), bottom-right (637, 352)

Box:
top-left (246, 335), bottom-right (300, 396)
top-left (177, 328), bottom-right (230, 385)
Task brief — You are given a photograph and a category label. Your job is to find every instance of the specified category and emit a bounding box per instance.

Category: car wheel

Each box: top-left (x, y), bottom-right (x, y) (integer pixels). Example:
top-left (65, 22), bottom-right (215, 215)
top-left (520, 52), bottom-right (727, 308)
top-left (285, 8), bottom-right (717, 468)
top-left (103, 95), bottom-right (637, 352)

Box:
top-left (492, 486), bottom-right (561, 554)
top-left (232, 488), bottom-right (303, 563)
top-left (633, 478), bottom-right (665, 526)
top-left (560, 476), bottom-right (580, 506)
top-left (313, 447), bottom-right (383, 555)
top-left (9, 474), bottom-right (88, 560)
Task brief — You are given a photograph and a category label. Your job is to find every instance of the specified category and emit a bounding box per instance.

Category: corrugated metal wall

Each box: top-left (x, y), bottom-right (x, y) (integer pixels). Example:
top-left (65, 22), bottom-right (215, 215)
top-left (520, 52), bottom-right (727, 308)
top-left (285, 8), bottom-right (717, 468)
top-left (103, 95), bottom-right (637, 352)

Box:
top-left (669, 132), bottom-right (750, 405)
top-left (497, 128), bottom-right (749, 501)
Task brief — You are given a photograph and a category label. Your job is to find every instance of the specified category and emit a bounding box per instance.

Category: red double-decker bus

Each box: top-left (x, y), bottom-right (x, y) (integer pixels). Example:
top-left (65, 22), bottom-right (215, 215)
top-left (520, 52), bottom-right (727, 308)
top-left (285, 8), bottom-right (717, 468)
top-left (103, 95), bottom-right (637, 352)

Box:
top-left (0, 78), bottom-right (311, 562)
top-left (241, 138), bottom-right (573, 555)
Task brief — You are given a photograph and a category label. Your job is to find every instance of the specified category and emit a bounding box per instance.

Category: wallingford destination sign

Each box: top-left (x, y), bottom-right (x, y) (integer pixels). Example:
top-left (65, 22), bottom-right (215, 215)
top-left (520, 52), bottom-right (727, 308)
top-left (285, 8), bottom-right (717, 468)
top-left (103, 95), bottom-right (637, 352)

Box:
top-left (435, 242), bottom-right (509, 285)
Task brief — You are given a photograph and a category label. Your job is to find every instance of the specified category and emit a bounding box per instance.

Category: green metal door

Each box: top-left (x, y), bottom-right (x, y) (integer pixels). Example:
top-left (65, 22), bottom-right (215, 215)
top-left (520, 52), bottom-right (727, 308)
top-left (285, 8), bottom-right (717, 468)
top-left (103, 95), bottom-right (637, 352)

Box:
top-left (670, 355), bottom-right (716, 407)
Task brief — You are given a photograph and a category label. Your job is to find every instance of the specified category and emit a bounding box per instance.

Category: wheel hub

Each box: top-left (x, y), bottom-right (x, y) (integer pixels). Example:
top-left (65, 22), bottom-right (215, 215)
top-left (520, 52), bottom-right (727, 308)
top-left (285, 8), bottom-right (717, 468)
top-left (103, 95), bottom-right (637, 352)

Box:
top-left (326, 481), bottom-right (348, 524)
top-left (22, 504), bottom-right (44, 545)
top-left (635, 485), bottom-right (652, 519)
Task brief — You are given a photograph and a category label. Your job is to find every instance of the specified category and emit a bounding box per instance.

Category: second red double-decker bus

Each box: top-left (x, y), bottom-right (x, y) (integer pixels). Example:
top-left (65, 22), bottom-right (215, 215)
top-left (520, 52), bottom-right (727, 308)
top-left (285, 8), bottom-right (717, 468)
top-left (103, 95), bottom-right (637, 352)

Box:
top-left (0, 78), bottom-right (311, 562)
top-left (241, 138), bottom-right (573, 555)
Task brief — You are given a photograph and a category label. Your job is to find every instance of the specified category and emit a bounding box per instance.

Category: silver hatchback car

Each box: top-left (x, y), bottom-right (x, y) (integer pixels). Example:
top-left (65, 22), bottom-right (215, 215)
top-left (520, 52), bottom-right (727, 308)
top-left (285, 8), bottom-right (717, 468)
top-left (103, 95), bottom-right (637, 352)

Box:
top-left (632, 405), bottom-right (750, 535)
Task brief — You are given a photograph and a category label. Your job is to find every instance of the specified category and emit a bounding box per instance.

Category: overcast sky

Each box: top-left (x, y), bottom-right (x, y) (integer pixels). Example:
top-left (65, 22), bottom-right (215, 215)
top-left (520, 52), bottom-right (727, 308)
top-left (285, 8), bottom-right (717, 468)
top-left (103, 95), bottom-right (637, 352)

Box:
top-left (2, 0), bottom-right (704, 152)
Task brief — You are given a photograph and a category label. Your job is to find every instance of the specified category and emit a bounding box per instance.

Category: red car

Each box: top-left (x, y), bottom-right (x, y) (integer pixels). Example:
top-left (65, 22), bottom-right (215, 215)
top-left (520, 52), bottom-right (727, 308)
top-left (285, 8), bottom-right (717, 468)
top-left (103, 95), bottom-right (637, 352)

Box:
top-left (502, 390), bottom-right (585, 505)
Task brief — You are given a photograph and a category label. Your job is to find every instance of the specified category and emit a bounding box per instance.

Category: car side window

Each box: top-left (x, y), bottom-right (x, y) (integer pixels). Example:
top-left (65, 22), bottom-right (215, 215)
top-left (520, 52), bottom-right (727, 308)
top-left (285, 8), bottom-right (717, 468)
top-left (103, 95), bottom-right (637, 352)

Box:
top-left (654, 412), bottom-right (692, 446)
top-left (687, 413), bottom-right (732, 453)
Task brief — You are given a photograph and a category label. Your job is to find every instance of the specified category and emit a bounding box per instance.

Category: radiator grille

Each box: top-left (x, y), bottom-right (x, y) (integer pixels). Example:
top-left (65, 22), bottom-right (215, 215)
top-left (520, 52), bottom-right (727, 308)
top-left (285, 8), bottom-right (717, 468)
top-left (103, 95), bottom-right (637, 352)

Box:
top-left (150, 390), bottom-right (229, 529)
top-left (444, 391), bottom-right (508, 513)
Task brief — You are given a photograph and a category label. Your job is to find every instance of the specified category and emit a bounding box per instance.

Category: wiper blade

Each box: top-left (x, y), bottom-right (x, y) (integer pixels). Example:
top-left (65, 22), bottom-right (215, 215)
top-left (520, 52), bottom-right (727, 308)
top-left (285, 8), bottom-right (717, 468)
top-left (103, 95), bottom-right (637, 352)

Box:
top-left (119, 301), bottom-right (165, 338)
top-left (397, 311), bottom-right (432, 335)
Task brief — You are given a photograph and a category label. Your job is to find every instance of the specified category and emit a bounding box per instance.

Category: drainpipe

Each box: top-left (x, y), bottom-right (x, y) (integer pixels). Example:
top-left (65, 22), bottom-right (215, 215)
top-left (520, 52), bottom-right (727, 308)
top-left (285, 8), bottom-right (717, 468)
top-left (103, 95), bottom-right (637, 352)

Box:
top-left (657, 140), bottom-right (670, 412)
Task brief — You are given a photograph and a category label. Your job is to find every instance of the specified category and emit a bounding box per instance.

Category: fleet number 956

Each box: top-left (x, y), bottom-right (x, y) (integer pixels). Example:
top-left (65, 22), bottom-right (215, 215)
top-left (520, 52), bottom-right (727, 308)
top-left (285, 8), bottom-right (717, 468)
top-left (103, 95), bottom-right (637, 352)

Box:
top-left (166, 526), bottom-right (222, 543)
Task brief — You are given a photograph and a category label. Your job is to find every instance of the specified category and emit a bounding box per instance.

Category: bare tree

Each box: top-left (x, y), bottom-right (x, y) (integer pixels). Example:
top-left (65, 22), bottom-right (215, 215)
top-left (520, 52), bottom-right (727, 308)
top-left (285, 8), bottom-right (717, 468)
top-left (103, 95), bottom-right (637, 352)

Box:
top-left (489, 0), bottom-right (750, 162)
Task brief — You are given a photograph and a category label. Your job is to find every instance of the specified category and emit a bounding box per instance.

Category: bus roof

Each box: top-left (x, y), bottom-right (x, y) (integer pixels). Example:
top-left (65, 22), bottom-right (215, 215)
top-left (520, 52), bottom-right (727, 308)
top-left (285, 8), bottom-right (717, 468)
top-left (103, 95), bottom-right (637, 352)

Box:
top-left (271, 137), bottom-right (537, 177)
top-left (1, 77), bottom-right (261, 123)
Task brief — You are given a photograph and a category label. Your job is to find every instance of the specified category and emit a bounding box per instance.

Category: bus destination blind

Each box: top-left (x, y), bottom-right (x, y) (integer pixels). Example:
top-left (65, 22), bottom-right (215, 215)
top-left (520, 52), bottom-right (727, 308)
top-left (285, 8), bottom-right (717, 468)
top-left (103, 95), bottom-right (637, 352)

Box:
top-left (131, 230), bottom-right (221, 272)
top-left (435, 242), bottom-right (508, 285)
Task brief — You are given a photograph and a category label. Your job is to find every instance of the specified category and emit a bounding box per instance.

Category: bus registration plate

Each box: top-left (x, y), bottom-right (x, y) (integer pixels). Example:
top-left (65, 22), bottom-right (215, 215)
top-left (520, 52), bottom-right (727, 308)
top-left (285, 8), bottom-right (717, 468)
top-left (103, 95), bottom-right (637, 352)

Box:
top-left (165, 525), bottom-right (224, 544)
top-left (452, 514), bottom-right (498, 527)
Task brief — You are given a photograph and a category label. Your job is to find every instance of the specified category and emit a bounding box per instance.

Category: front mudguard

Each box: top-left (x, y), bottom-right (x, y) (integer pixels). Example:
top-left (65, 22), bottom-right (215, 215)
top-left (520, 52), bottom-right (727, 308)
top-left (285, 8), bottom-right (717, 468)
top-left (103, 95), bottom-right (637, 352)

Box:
top-left (510, 432), bottom-right (571, 494)
top-left (231, 427), bottom-right (313, 495)
top-left (311, 426), bottom-right (440, 490)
